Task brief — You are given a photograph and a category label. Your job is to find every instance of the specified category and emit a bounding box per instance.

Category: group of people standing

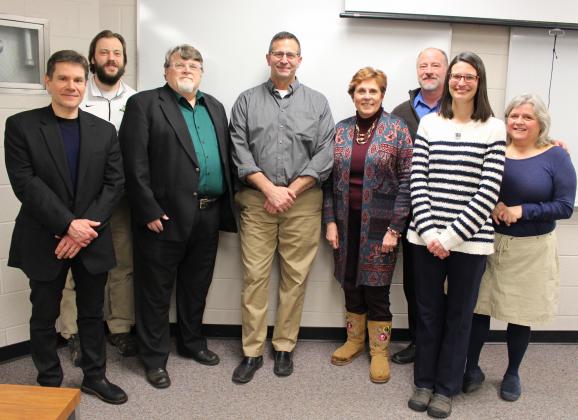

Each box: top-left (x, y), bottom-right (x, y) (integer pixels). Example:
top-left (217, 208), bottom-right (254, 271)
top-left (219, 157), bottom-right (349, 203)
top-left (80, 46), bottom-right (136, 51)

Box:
top-left (4, 29), bottom-right (575, 419)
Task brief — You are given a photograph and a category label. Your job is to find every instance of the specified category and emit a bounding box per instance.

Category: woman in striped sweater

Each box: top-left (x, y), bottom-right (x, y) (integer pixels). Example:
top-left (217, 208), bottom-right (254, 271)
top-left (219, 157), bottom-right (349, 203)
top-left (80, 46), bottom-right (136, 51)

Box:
top-left (406, 52), bottom-right (506, 418)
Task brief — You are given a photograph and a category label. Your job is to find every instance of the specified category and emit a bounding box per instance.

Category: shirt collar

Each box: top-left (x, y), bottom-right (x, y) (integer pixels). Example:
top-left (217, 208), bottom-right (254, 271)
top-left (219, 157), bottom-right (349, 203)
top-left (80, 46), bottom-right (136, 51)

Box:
top-left (172, 89), bottom-right (204, 107)
top-left (413, 90), bottom-right (440, 111)
top-left (266, 78), bottom-right (300, 96)
top-left (87, 75), bottom-right (128, 99)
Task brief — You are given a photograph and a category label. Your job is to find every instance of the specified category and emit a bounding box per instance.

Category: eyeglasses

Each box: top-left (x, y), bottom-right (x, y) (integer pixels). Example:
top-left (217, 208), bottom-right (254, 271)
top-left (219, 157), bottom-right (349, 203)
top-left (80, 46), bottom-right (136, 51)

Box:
top-left (171, 62), bottom-right (203, 72)
top-left (269, 51), bottom-right (300, 60)
top-left (449, 73), bottom-right (478, 83)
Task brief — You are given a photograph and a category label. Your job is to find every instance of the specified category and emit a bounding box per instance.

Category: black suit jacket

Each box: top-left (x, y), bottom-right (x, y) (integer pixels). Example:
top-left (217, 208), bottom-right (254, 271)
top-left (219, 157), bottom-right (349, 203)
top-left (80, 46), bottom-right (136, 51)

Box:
top-left (119, 84), bottom-right (237, 241)
top-left (4, 106), bottom-right (125, 281)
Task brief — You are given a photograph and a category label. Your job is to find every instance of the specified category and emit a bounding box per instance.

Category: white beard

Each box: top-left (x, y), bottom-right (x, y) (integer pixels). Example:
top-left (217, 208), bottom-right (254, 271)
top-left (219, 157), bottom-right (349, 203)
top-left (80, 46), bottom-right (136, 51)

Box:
top-left (420, 79), bottom-right (441, 91)
top-left (177, 79), bottom-right (196, 94)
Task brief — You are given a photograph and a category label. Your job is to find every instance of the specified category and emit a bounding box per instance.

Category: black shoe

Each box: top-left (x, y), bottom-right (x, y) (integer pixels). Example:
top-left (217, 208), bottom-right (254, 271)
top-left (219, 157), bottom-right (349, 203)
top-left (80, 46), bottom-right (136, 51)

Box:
top-left (107, 333), bottom-right (138, 357)
top-left (145, 367), bottom-right (171, 389)
top-left (232, 356), bottom-right (263, 384)
top-left (67, 334), bottom-right (82, 367)
top-left (273, 351), bottom-right (293, 377)
top-left (81, 377), bottom-right (128, 405)
top-left (462, 367), bottom-right (486, 393)
top-left (178, 347), bottom-right (220, 366)
top-left (392, 342), bottom-right (415, 365)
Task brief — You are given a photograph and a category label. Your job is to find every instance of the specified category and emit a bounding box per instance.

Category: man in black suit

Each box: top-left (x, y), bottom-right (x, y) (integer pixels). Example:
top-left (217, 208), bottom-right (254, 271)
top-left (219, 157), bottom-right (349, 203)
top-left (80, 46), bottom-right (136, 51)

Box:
top-left (4, 50), bottom-right (127, 404)
top-left (119, 44), bottom-right (237, 389)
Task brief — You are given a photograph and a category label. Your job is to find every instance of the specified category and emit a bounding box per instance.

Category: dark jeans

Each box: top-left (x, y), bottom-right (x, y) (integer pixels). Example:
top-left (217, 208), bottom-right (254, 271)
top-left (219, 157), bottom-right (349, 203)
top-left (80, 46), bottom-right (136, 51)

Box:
top-left (413, 244), bottom-right (487, 396)
top-left (401, 227), bottom-right (417, 341)
top-left (29, 260), bottom-right (107, 386)
top-left (343, 207), bottom-right (392, 321)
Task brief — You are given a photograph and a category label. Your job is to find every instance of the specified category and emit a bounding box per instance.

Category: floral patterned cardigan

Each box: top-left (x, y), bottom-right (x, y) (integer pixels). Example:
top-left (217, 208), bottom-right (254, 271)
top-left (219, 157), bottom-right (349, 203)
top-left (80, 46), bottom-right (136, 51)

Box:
top-left (322, 111), bottom-right (413, 287)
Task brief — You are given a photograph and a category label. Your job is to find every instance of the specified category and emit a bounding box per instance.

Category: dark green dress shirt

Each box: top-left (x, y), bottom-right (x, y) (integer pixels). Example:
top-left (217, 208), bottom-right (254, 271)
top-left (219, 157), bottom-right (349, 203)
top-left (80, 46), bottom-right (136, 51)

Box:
top-left (175, 91), bottom-right (224, 196)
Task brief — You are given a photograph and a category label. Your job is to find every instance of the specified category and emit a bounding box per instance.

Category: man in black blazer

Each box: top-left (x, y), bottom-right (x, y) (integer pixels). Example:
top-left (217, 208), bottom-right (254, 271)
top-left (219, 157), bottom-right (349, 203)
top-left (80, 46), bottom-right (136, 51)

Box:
top-left (119, 44), bottom-right (237, 389)
top-left (4, 50), bottom-right (127, 404)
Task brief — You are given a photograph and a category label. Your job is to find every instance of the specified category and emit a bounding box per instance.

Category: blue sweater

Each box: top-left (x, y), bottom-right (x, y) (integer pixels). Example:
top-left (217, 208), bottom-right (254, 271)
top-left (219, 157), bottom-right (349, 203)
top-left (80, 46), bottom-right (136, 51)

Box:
top-left (56, 115), bottom-right (80, 192)
top-left (496, 146), bottom-right (576, 237)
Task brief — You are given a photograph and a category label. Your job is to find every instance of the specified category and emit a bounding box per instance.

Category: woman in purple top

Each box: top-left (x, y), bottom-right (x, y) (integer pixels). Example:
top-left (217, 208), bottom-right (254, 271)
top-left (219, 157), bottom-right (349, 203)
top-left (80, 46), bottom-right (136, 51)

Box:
top-left (463, 94), bottom-right (576, 402)
top-left (322, 67), bottom-right (413, 383)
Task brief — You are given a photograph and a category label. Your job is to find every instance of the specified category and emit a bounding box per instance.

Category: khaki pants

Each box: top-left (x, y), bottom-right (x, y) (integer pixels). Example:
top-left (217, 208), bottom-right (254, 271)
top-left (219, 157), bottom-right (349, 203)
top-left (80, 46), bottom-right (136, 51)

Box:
top-left (59, 197), bottom-right (134, 337)
top-left (236, 187), bottom-right (322, 356)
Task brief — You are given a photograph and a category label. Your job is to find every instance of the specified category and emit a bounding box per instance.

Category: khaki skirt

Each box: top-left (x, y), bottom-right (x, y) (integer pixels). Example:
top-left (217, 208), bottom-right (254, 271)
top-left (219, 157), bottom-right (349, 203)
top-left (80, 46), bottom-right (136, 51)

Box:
top-left (474, 232), bottom-right (559, 327)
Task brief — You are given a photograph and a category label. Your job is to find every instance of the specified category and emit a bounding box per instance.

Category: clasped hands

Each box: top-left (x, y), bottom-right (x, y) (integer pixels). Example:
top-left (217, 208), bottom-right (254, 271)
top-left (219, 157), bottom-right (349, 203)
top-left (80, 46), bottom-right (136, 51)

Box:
top-left (263, 185), bottom-right (296, 214)
top-left (54, 219), bottom-right (101, 260)
top-left (492, 202), bottom-right (522, 226)
top-left (427, 239), bottom-right (450, 260)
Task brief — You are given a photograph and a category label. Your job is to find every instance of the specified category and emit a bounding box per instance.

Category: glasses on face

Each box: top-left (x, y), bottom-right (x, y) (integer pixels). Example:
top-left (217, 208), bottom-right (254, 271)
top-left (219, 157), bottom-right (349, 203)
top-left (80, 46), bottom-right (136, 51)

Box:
top-left (269, 51), bottom-right (300, 61)
top-left (171, 62), bottom-right (203, 72)
top-left (449, 73), bottom-right (478, 83)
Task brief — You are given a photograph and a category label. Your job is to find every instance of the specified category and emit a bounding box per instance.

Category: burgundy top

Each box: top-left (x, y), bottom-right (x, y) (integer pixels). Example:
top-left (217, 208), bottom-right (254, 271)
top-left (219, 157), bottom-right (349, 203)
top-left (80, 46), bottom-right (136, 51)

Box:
top-left (349, 108), bottom-right (382, 210)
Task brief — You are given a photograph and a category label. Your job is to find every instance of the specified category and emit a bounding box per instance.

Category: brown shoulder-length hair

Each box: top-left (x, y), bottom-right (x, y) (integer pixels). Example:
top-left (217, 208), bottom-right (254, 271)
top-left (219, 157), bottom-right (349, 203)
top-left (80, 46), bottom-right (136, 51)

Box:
top-left (347, 67), bottom-right (387, 98)
top-left (439, 51), bottom-right (493, 122)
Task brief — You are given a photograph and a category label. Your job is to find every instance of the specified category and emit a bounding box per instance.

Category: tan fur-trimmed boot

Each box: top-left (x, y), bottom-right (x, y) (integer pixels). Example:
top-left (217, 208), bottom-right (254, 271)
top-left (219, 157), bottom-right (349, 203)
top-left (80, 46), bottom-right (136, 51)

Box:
top-left (368, 320), bottom-right (392, 383)
top-left (331, 312), bottom-right (366, 365)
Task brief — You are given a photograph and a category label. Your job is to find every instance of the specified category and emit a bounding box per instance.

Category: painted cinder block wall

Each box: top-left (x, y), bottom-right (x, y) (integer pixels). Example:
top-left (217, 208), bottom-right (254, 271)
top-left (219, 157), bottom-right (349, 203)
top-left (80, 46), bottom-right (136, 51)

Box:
top-left (1, 1), bottom-right (576, 349)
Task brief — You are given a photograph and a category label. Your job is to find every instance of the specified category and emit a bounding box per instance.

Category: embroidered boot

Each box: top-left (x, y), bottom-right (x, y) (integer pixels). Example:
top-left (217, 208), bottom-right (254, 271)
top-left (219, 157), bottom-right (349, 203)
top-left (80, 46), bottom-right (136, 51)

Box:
top-left (331, 312), bottom-right (366, 365)
top-left (368, 320), bottom-right (392, 383)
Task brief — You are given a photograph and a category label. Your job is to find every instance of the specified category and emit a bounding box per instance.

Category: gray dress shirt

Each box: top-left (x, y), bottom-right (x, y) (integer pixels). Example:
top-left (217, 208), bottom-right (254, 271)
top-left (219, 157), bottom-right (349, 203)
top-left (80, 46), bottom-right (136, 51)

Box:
top-left (230, 79), bottom-right (335, 187)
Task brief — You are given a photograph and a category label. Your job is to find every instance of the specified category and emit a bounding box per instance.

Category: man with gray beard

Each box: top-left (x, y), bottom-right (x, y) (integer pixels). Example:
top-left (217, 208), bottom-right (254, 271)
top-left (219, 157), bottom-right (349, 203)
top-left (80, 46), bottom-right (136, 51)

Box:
top-left (119, 45), bottom-right (237, 388)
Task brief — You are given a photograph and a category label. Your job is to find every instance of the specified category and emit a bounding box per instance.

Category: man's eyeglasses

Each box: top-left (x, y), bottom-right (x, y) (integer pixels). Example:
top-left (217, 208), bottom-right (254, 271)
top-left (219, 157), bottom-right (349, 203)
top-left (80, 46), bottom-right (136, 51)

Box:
top-left (171, 62), bottom-right (203, 72)
top-left (269, 51), bottom-right (300, 60)
top-left (449, 73), bottom-right (478, 83)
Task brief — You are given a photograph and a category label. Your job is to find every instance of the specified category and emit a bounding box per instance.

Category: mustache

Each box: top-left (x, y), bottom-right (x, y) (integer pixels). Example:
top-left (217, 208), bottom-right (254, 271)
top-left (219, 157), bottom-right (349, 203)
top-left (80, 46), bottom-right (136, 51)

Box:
top-left (104, 61), bottom-right (118, 67)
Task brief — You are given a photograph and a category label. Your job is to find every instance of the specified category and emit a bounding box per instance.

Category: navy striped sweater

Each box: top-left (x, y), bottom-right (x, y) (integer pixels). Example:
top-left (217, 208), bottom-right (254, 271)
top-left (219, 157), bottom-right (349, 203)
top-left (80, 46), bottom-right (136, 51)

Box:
top-left (407, 113), bottom-right (506, 255)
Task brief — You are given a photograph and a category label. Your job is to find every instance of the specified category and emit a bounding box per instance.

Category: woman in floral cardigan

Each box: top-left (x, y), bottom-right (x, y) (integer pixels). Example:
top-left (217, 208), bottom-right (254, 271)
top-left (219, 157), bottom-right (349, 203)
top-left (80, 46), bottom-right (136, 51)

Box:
top-left (323, 67), bottom-right (413, 383)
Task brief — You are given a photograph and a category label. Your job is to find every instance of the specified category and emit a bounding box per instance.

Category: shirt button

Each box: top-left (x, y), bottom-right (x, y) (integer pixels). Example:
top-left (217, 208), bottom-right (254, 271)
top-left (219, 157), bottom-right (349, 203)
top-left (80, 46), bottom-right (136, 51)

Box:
top-left (280, 125), bottom-right (284, 128)
top-left (193, 192), bottom-right (198, 196)
top-left (195, 168), bottom-right (200, 172)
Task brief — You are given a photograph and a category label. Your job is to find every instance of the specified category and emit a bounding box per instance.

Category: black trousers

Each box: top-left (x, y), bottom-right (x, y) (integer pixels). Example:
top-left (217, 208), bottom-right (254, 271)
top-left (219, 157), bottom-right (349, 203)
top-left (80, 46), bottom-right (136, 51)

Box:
top-left (401, 228), bottom-right (417, 341)
top-left (343, 208), bottom-right (392, 321)
top-left (133, 203), bottom-right (220, 370)
top-left (413, 244), bottom-right (486, 397)
top-left (29, 260), bottom-right (107, 386)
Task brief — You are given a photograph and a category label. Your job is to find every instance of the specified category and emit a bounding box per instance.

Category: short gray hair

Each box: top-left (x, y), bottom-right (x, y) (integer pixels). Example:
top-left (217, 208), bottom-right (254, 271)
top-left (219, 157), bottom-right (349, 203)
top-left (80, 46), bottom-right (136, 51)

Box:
top-left (416, 47), bottom-right (448, 67)
top-left (163, 44), bottom-right (203, 69)
top-left (505, 94), bottom-right (552, 147)
top-left (268, 31), bottom-right (301, 55)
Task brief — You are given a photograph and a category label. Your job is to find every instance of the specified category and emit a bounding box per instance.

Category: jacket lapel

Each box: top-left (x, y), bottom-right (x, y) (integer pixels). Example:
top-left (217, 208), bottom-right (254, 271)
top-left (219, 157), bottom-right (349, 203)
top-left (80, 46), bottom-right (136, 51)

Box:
top-left (158, 85), bottom-right (200, 167)
top-left (337, 119), bottom-right (355, 191)
top-left (39, 106), bottom-right (74, 197)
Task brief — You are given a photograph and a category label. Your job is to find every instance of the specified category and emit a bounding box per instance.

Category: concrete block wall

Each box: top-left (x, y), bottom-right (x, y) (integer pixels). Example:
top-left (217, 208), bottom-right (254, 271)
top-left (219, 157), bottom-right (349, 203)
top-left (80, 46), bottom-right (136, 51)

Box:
top-left (1, 3), bottom-right (576, 349)
top-left (0, 0), bottom-right (137, 348)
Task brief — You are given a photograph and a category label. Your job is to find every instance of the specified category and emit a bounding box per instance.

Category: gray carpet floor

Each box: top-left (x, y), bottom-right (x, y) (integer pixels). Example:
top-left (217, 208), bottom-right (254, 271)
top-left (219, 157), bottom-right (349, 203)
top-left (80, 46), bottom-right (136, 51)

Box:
top-left (0, 339), bottom-right (576, 419)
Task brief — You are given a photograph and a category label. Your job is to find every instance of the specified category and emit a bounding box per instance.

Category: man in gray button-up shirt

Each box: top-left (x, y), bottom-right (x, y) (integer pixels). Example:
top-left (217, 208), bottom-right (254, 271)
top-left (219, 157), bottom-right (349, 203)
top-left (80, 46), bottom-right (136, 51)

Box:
top-left (230, 31), bottom-right (334, 384)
